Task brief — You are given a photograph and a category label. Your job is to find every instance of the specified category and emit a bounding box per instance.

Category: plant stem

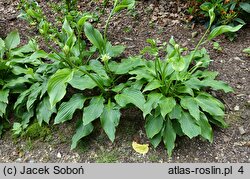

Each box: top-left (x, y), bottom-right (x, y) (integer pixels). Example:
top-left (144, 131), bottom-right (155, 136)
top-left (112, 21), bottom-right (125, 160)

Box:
top-left (104, 0), bottom-right (118, 40)
top-left (190, 25), bottom-right (211, 61)
top-left (44, 36), bottom-right (72, 67)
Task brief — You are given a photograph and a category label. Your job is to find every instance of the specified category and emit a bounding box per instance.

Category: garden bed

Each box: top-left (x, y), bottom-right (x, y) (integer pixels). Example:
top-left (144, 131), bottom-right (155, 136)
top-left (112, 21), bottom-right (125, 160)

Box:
top-left (0, 0), bottom-right (250, 163)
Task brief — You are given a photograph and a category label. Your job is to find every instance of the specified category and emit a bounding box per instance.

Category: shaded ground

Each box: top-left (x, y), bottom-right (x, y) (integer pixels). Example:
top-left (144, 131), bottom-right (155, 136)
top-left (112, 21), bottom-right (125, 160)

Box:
top-left (0, 0), bottom-right (250, 163)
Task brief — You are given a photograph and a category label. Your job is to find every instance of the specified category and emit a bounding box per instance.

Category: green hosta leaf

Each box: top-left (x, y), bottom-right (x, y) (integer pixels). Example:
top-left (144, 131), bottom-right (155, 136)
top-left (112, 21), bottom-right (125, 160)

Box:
top-left (169, 104), bottom-right (182, 120)
top-left (143, 79), bottom-right (162, 92)
top-left (240, 2), bottom-right (250, 13)
top-left (111, 83), bottom-right (127, 93)
top-left (11, 66), bottom-right (33, 75)
top-left (105, 42), bottom-right (125, 57)
top-left (208, 25), bottom-right (243, 41)
top-left (5, 30), bottom-right (20, 50)
top-left (150, 132), bottom-right (162, 148)
top-left (62, 18), bottom-right (74, 37)
top-left (84, 22), bottom-right (105, 53)
top-left (71, 121), bottom-right (94, 150)
top-left (30, 50), bottom-right (48, 60)
top-left (189, 48), bottom-right (210, 68)
top-left (193, 70), bottom-right (218, 80)
top-left (172, 119), bottom-right (184, 136)
top-left (170, 57), bottom-right (185, 72)
top-left (179, 111), bottom-right (201, 138)
top-left (143, 92), bottom-right (163, 117)
top-left (199, 92), bottom-right (225, 110)
top-left (88, 60), bottom-right (109, 79)
top-left (47, 68), bottom-right (74, 107)
top-left (36, 96), bottom-right (56, 125)
top-left (26, 9), bottom-right (42, 20)
top-left (208, 7), bottom-right (215, 27)
top-left (65, 33), bottom-right (77, 49)
top-left (202, 79), bottom-right (234, 93)
top-left (195, 93), bottom-right (224, 117)
top-left (200, 2), bottom-right (213, 12)
top-left (0, 89), bottom-right (9, 103)
top-left (100, 101), bottom-right (121, 142)
top-left (0, 102), bottom-right (7, 117)
top-left (114, 0), bottom-right (135, 13)
top-left (14, 88), bottom-right (32, 109)
top-left (159, 97), bottom-right (176, 118)
top-left (83, 96), bottom-right (104, 125)
top-left (145, 114), bottom-right (163, 138)
top-left (176, 86), bottom-right (194, 96)
top-left (54, 94), bottom-right (86, 124)
top-left (77, 14), bottom-right (93, 28)
top-left (4, 77), bottom-right (31, 89)
top-left (109, 57), bottom-right (145, 75)
top-left (69, 71), bottom-right (97, 90)
top-left (209, 115), bottom-right (228, 128)
top-left (12, 122), bottom-right (23, 135)
top-left (184, 77), bottom-right (204, 90)
top-left (0, 38), bottom-right (5, 58)
top-left (13, 39), bottom-right (38, 54)
top-left (26, 83), bottom-right (43, 111)
top-left (20, 110), bottom-right (34, 128)
top-left (234, 18), bottom-right (246, 25)
top-left (198, 112), bottom-right (213, 142)
top-left (129, 67), bottom-right (155, 81)
top-left (115, 87), bottom-right (145, 111)
top-left (180, 96), bottom-right (200, 120)
top-left (163, 119), bottom-right (176, 156)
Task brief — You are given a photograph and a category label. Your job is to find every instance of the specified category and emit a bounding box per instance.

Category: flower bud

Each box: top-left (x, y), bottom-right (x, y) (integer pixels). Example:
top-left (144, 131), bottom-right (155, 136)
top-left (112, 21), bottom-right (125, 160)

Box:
top-left (63, 45), bottom-right (70, 54)
top-left (174, 44), bottom-right (180, 50)
top-left (101, 54), bottom-right (111, 62)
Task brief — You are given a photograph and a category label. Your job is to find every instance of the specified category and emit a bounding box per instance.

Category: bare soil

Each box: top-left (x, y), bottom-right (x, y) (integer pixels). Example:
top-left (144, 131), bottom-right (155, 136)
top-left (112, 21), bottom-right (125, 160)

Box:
top-left (0, 0), bottom-right (250, 163)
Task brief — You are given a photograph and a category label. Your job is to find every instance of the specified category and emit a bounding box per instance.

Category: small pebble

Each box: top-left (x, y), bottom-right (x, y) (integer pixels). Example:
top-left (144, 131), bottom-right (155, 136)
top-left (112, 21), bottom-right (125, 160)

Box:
top-left (29, 159), bottom-right (35, 163)
top-left (191, 31), bottom-right (198, 38)
top-left (234, 105), bottom-right (240, 111)
top-left (234, 57), bottom-right (243, 61)
top-left (15, 158), bottom-right (22, 163)
top-left (238, 126), bottom-right (246, 135)
top-left (57, 152), bottom-right (62, 159)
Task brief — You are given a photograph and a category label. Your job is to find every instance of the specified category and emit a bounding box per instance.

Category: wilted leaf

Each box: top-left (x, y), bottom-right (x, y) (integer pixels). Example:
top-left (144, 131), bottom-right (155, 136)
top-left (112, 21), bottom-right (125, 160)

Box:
top-left (132, 141), bottom-right (149, 155)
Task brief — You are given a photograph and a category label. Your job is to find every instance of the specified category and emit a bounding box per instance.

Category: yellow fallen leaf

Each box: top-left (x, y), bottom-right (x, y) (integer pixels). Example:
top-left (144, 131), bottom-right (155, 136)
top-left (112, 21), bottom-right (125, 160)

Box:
top-left (132, 141), bottom-right (149, 155)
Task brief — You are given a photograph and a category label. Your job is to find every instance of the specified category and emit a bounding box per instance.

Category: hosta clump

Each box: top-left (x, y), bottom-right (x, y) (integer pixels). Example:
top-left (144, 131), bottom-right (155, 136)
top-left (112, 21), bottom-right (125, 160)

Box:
top-left (46, 21), bottom-right (145, 149)
top-left (0, 30), bottom-right (54, 135)
top-left (131, 38), bottom-right (233, 156)
top-left (128, 8), bottom-right (242, 156)
top-left (37, 0), bottom-right (138, 149)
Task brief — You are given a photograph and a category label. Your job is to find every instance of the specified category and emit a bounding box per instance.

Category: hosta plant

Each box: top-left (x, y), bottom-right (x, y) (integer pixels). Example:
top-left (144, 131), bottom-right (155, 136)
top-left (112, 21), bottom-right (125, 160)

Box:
top-left (0, 30), bottom-right (51, 135)
top-left (46, 18), bottom-right (144, 150)
top-left (18, 0), bottom-right (138, 149)
top-left (127, 8), bottom-right (242, 156)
